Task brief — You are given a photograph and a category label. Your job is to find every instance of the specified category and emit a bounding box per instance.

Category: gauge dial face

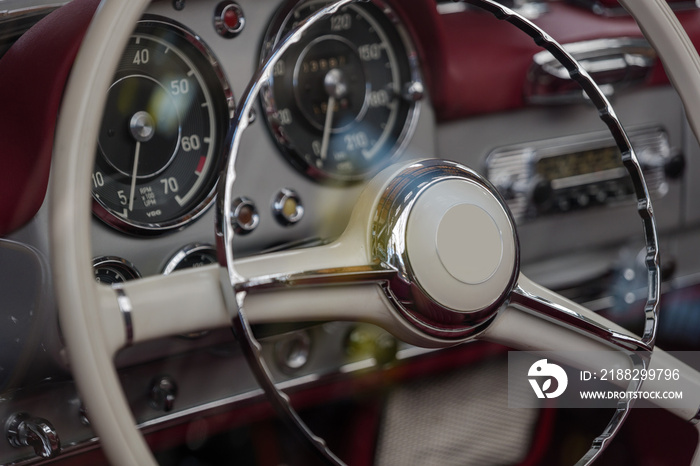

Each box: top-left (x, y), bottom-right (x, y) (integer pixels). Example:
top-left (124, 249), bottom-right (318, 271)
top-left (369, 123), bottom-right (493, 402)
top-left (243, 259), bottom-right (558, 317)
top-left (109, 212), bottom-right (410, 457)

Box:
top-left (92, 257), bottom-right (141, 285)
top-left (261, 0), bottom-right (421, 183)
top-left (92, 17), bottom-right (232, 234)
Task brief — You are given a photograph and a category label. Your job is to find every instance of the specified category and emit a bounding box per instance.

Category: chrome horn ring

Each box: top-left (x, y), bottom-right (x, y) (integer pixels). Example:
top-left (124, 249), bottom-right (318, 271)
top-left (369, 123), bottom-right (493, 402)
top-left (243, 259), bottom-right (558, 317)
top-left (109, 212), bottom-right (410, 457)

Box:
top-left (219, 0), bottom-right (660, 464)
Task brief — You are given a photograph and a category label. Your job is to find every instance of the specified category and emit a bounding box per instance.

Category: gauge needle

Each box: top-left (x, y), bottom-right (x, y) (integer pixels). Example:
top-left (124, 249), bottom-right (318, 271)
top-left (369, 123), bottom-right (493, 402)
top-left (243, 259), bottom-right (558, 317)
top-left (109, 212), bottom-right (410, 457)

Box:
top-left (320, 96), bottom-right (335, 160)
top-left (128, 141), bottom-right (141, 212)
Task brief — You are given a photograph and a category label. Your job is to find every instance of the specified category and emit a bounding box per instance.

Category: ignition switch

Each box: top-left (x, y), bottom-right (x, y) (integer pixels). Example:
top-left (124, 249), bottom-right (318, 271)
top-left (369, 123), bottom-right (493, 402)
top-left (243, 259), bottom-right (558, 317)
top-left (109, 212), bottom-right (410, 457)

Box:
top-left (5, 412), bottom-right (61, 459)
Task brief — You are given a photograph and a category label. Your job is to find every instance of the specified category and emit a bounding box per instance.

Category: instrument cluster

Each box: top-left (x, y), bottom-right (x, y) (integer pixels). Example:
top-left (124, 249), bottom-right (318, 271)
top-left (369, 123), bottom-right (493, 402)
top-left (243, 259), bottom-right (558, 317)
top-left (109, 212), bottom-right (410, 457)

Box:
top-left (91, 0), bottom-right (423, 242)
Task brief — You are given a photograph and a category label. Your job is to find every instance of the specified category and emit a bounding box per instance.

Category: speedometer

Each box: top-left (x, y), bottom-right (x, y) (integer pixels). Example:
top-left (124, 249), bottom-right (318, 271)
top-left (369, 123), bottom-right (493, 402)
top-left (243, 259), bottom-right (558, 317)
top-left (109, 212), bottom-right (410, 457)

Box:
top-left (92, 17), bottom-right (233, 234)
top-left (261, 0), bottom-right (423, 183)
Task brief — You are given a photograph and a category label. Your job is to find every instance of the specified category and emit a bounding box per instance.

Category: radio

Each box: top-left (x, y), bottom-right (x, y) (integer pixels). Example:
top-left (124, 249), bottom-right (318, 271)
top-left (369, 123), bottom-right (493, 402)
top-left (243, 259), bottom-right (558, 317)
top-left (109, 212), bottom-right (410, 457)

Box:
top-left (484, 127), bottom-right (682, 222)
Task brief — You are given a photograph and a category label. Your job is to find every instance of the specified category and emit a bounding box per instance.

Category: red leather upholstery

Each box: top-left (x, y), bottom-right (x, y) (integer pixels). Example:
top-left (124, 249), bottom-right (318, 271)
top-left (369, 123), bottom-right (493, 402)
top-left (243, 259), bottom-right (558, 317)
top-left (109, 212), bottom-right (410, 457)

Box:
top-left (0, 0), bottom-right (99, 236)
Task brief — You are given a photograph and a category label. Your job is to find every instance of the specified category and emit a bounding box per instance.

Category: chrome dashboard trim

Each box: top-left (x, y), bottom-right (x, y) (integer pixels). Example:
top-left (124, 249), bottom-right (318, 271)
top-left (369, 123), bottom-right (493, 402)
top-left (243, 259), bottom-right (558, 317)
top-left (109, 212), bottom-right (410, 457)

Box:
top-left (436, 0), bottom-right (548, 19)
top-left (526, 37), bottom-right (656, 105)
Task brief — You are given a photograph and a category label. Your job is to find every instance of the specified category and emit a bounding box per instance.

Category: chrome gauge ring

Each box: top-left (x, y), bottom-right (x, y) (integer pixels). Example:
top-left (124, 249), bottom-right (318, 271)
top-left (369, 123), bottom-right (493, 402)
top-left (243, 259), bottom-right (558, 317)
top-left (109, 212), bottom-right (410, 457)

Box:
top-left (221, 0), bottom-right (659, 464)
top-left (92, 256), bottom-right (141, 284)
top-left (260, 0), bottom-right (422, 183)
top-left (92, 16), bottom-right (233, 235)
top-left (162, 243), bottom-right (217, 275)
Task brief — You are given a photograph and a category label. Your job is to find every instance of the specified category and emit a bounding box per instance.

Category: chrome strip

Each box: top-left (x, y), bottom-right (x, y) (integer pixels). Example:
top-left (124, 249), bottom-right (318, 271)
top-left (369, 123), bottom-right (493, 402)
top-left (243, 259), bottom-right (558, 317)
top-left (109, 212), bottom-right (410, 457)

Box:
top-left (436, 2), bottom-right (469, 14)
top-left (436, 0), bottom-right (548, 19)
top-left (113, 285), bottom-right (134, 346)
top-left (237, 264), bottom-right (396, 293)
top-left (527, 38), bottom-right (656, 105)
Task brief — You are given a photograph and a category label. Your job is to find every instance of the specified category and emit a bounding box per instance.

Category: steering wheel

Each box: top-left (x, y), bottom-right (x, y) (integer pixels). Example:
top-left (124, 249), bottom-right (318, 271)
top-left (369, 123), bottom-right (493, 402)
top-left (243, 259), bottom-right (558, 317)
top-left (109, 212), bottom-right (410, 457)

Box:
top-left (50, 0), bottom-right (700, 465)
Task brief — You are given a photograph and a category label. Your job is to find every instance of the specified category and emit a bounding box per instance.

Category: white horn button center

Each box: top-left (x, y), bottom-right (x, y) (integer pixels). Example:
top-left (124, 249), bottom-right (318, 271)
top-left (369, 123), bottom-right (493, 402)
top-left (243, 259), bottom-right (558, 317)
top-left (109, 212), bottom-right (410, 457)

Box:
top-left (436, 204), bottom-right (503, 285)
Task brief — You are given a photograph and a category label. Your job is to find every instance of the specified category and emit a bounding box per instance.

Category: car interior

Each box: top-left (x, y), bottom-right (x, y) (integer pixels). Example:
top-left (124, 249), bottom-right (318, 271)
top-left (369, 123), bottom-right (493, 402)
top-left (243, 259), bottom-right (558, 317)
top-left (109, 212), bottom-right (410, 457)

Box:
top-left (3, 0), bottom-right (700, 464)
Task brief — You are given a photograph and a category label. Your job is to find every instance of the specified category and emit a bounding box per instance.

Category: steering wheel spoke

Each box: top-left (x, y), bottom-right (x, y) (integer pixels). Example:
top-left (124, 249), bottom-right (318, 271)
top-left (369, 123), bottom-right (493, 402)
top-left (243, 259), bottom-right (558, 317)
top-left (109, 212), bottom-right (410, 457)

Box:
top-left (96, 242), bottom-right (403, 354)
top-left (480, 274), bottom-right (700, 422)
top-left (232, 243), bottom-right (429, 347)
top-left (241, 264), bottom-right (400, 326)
top-left (508, 273), bottom-right (650, 353)
top-left (95, 265), bottom-right (230, 352)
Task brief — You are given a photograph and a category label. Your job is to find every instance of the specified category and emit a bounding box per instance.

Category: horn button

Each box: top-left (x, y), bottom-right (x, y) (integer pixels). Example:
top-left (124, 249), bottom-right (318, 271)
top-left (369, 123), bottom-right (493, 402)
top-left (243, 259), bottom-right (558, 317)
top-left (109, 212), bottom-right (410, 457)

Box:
top-left (435, 204), bottom-right (503, 285)
top-left (374, 161), bottom-right (519, 340)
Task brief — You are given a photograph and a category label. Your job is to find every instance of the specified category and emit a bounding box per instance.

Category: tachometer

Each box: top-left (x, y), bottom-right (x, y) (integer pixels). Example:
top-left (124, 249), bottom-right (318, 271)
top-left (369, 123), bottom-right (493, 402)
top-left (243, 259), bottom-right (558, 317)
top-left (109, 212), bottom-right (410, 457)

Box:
top-left (261, 0), bottom-right (422, 183)
top-left (92, 17), bottom-right (233, 234)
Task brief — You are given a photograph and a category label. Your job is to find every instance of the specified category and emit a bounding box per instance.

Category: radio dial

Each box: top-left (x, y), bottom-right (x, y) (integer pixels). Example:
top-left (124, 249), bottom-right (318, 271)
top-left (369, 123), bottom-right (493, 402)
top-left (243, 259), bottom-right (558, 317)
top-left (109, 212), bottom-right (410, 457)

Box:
top-left (485, 127), bottom-right (673, 222)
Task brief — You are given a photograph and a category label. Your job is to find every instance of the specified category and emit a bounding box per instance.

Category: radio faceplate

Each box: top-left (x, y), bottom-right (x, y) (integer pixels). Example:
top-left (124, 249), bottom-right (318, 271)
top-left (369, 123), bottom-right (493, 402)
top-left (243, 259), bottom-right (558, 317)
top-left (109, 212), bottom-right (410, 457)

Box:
top-left (485, 127), bottom-right (674, 222)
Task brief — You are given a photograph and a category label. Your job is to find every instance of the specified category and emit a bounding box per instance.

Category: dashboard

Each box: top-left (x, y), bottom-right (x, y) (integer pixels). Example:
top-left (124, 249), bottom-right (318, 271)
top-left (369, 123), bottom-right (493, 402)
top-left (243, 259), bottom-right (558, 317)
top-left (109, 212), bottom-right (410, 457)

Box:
top-left (2, 0), bottom-right (700, 464)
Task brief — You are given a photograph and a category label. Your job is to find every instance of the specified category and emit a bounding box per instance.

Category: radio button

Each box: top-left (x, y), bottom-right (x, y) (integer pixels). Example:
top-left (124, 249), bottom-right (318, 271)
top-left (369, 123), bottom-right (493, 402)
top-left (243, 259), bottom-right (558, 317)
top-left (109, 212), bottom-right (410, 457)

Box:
top-left (556, 196), bottom-right (571, 212)
top-left (575, 191), bottom-right (590, 208)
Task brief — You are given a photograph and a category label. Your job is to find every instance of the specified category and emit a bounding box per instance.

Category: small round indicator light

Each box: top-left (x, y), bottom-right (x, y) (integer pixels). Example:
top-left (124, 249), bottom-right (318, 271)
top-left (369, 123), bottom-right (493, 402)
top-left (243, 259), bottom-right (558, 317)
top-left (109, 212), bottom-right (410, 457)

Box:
top-left (224, 8), bottom-right (239, 29)
top-left (231, 197), bottom-right (259, 234)
top-left (273, 188), bottom-right (304, 226)
top-left (214, 2), bottom-right (245, 38)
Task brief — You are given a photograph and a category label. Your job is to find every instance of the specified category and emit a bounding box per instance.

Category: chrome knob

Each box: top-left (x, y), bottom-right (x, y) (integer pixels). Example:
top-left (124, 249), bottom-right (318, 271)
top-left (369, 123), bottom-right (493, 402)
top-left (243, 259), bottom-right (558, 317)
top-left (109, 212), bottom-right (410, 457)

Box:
top-left (149, 375), bottom-right (178, 412)
top-left (6, 412), bottom-right (60, 459)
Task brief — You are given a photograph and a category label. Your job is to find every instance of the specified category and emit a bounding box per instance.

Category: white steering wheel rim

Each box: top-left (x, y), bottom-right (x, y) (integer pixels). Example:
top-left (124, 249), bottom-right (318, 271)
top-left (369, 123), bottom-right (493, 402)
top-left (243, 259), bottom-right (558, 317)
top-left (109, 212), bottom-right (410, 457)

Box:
top-left (51, 2), bottom-right (153, 464)
top-left (49, 1), bottom-right (700, 465)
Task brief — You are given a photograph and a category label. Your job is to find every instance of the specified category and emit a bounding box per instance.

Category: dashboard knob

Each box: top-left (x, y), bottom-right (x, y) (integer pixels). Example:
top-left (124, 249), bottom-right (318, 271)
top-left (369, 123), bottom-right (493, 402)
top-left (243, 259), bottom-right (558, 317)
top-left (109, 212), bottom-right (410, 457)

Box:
top-left (493, 175), bottom-right (552, 211)
top-left (5, 412), bottom-right (61, 459)
top-left (531, 178), bottom-right (553, 209)
top-left (149, 376), bottom-right (178, 412)
top-left (664, 151), bottom-right (686, 179)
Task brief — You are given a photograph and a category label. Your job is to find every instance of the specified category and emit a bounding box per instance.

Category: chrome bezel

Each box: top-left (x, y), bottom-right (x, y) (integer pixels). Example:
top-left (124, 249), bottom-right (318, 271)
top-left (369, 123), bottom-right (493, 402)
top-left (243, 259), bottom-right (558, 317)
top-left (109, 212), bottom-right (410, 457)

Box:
top-left (259, 0), bottom-right (423, 184)
top-left (272, 188), bottom-right (304, 225)
top-left (213, 1), bottom-right (246, 38)
top-left (91, 16), bottom-right (234, 236)
top-left (161, 243), bottom-right (217, 275)
top-left (230, 196), bottom-right (260, 234)
top-left (92, 256), bottom-right (142, 283)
